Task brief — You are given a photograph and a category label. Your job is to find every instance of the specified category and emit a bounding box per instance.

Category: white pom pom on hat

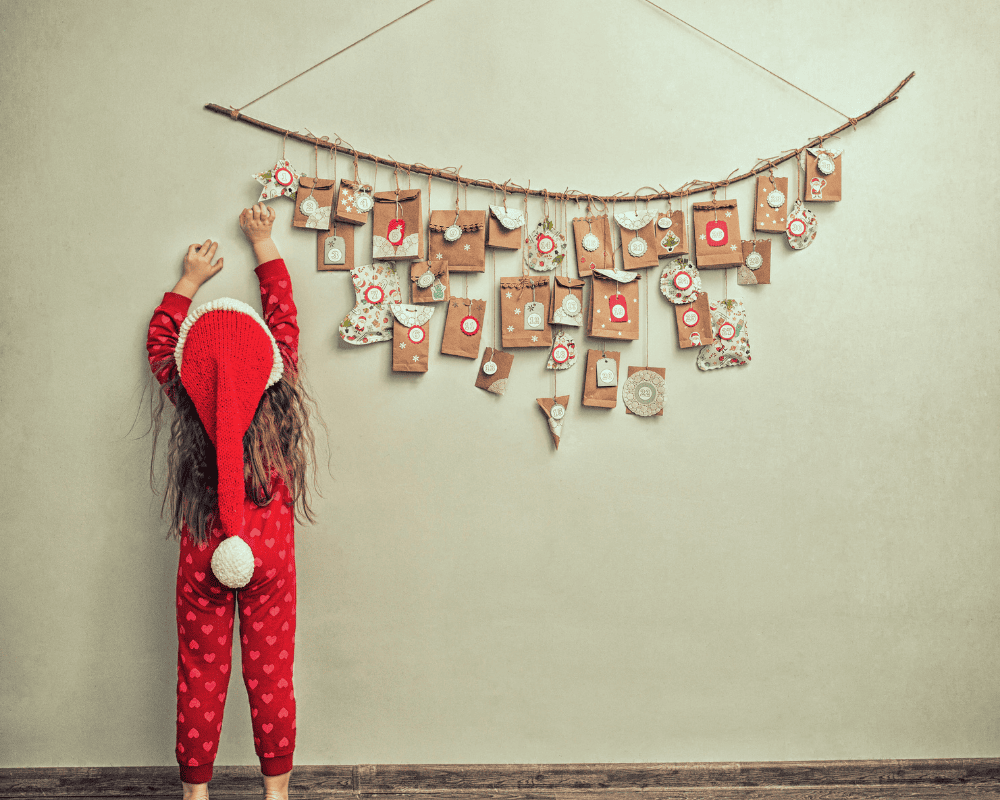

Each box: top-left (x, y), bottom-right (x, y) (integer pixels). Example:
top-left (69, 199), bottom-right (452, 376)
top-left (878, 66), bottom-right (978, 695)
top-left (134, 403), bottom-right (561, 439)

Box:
top-left (211, 536), bottom-right (255, 588)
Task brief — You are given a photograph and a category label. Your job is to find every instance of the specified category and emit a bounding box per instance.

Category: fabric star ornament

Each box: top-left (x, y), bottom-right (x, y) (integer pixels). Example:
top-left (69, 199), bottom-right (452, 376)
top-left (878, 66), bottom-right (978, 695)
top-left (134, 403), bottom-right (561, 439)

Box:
top-left (253, 159), bottom-right (303, 202)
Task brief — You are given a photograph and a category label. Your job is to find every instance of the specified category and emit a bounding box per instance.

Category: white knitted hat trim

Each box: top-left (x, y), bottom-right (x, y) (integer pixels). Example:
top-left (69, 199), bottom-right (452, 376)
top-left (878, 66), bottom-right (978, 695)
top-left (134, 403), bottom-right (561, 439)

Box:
top-left (175, 297), bottom-right (284, 389)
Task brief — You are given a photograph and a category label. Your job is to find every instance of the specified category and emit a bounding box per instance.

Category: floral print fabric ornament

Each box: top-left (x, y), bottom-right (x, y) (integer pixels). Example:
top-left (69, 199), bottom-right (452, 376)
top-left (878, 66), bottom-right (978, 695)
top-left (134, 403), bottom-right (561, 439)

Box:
top-left (659, 257), bottom-right (702, 305)
top-left (546, 331), bottom-right (577, 370)
top-left (786, 200), bottom-right (818, 250)
top-left (696, 299), bottom-right (750, 371)
top-left (338, 262), bottom-right (402, 345)
top-left (526, 219), bottom-right (568, 272)
top-left (253, 159), bottom-right (303, 202)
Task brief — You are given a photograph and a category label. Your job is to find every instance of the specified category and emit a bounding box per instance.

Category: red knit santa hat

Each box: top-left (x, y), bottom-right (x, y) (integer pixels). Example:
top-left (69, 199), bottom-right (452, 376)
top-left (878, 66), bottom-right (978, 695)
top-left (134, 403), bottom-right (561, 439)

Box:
top-left (175, 298), bottom-right (283, 588)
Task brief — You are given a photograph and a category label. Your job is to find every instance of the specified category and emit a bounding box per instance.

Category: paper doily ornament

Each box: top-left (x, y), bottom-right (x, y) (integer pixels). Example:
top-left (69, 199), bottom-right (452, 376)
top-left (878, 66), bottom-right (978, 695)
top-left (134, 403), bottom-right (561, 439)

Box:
top-left (581, 232), bottom-right (600, 251)
top-left (627, 237), bottom-right (648, 258)
top-left (614, 210), bottom-right (657, 231)
top-left (786, 200), bottom-right (818, 250)
top-left (745, 251), bottom-right (764, 270)
top-left (444, 224), bottom-right (463, 242)
top-left (488, 205), bottom-right (525, 230)
top-left (253, 159), bottom-right (303, 202)
top-left (659, 257), bottom-right (702, 305)
top-left (300, 195), bottom-right (320, 215)
top-left (622, 369), bottom-right (665, 417)
top-left (767, 189), bottom-right (785, 209)
top-left (527, 220), bottom-right (568, 272)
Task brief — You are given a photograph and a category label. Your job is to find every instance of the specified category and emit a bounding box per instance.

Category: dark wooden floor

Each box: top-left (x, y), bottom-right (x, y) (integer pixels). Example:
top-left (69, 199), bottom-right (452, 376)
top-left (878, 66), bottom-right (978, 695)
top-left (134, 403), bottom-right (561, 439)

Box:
top-left (2, 760), bottom-right (1000, 799)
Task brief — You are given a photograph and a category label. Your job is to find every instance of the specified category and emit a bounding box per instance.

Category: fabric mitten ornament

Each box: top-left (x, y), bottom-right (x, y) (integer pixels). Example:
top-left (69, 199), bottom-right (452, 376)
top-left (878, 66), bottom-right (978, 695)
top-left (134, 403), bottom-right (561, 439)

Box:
top-left (659, 257), bottom-right (702, 305)
top-left (253, 159), bottom-right (303, 202)
top-left (174, 298), bottom-right (284, 588)
top-left (546, 331), bottom-right (577, 370)
top-left (696, 299), bottom-right (750, 371)
top-left (786, 201), bottom-right (818, 250)
top-left (338, 262), bottom-right (402, 345)
top-left (537, 395), bottom-right (570, 449)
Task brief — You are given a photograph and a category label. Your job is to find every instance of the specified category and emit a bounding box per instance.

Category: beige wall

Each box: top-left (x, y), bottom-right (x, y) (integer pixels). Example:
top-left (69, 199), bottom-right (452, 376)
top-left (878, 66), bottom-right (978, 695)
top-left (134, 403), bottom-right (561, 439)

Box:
top-left (1, 0), bottom-right (997, 768)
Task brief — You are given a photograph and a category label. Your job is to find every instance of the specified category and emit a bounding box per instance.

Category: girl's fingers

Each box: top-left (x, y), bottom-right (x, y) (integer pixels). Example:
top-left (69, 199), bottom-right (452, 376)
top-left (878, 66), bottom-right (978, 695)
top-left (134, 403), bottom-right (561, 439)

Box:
top-left (212, 257), bottom-right (224, 272)
top-left (206, 241), bottom-right (219, 259)
top-left (267, 206), bottom-right (276, 222)
top-left (187, 243), bottom-right (200, 255)
top-left (201, 239), bottom-right (212, 252)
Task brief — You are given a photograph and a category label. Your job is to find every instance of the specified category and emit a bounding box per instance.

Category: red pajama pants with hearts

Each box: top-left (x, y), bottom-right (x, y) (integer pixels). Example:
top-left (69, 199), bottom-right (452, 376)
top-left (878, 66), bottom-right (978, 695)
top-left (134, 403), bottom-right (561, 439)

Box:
top-left (175, 483), bottom-right (296, 785)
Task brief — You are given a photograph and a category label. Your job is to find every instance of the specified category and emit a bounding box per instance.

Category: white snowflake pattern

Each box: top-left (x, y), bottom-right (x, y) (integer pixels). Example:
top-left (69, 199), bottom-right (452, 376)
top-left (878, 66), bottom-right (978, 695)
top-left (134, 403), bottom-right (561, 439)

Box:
top-left (699, 233), bottom-right (706, 240)
top-left (507, 325), bottom-right (514, 333)
top-left (412, 355), bottom-right (420, 362)
top-left (399, 342), bottom-right (406, 349)
top-left (435, 253), bottom-right (443, 260)
top-left (463, 244), bottom-right (471, 251)
top-left (514, 308), bottom-right (521, 315)
top-left (531, 335), bottom-right (538, 342)
top-left (601, 323), bottom-right (606, 328)
top-left (730, 244), bottom-right (737, 251)
top-left (617, 331), bottom-right (622, 336)
top-left (725, 211), bottom-right (732, 218)
top-left (604, 295), bottom-right (609, 300)
top-left (505, 291), bottom-right (512, 299)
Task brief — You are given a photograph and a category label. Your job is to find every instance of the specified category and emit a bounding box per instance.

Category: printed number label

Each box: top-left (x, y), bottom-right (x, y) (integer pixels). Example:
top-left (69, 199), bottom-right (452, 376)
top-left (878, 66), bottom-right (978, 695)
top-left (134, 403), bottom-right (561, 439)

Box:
top-left (460, 315), bottom-right (479, 336)
top-left (609, 294), bottom-right (628, 322)
top-left (706, 220), bottom-right (728, 247)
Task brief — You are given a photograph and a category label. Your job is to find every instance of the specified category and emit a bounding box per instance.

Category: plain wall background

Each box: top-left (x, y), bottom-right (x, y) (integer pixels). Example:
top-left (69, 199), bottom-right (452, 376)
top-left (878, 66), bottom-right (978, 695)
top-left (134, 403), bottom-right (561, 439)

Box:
top-left (1, 0), bottom-right (998, 768)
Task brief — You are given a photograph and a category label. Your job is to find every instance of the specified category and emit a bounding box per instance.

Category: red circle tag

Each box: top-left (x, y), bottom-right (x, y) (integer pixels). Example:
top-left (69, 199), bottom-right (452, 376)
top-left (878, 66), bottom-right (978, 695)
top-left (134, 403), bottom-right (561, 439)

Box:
top-left (460, 315), bottom-right (479, 336)
top-left (273, 167), bottom-right (293, 187)
top-left (788, 218), bottom-right (806, 237)
top-left (719, 321), bottom-right (736, 340)
top-left (552, 344), bottom-right (569, 363)
top-left (407, 326), bottom-right (425, 344)
top-left (673, 271), bottom-right (692, 291)
top-left (364, 285), bottom-right (384, 304)
top-left (536, 234), bottom-right (555, 255)
top-left (682, 308), bottom-right (699, 327)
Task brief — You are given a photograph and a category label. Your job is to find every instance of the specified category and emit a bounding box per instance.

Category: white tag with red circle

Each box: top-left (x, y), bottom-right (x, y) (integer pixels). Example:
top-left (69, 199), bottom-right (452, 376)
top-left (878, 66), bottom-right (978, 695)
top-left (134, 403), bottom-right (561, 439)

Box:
top-left (682, 308), bottom-right (699, 327)
top-left (706, 220), bottom-right (728, 247)
top-left (551, 344), bottom-right (569, 364)
top-left (407, 326), bottom-right (425, 344)
top-left (719, 321), bottom-right (736, 340)
top-left (460, 315), bottom-right (480, 336)
top-left (609, 294), bottom-right (628, 322)
top-left (387, 219), bottom-right (406, 246)
top-left (274, 167), bottom-right (294, 187)
top-left (364, 285), bottom-right (384, 304)
top-left (536, 234), bottom-right (555, 256)
top-left (673, 270), bottom-right (693, 291)
top-left (787, 217), bottom-right (807, 237)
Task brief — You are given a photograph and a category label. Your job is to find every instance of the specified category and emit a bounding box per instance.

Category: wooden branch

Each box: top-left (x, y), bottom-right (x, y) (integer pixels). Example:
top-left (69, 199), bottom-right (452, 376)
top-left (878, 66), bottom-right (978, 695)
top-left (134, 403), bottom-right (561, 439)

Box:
top-left (204, 71), bottom-right (914, 204)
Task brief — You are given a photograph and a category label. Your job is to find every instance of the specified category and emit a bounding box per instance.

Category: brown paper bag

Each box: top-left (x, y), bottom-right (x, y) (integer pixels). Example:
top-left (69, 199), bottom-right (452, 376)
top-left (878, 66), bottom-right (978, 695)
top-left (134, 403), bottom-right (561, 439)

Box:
top-left (475, 346), bottom-right (514, 395)
top-left (292, 177), bottom-right (336, 230)
top-left (587, 269), bottom-right (640, 341)
top-left (674, 291), bottom-right (713, 349)
top-left (390, 304), bottom-right (435, 373)
top-left (316, 223), bottom-right (355, 272)
top-left (333, 179), bottom-right (373, 225)
top-left (753, 175), bottom-right (789, 233)
top-left (692, 199), bottom-right (743, 268)
top-left (653, 210), bottom-right (689, 258)
top-left (572, 215), bottom-right (614, 277)
top-left (737, 239), bottom-right (771, 286)
top-left (623, 366), bottom-right (666, 416)
top-left (499, 276), bottom-right (552, 348)
top-left (537, 395), bottom-right (570, 449)
top-left (582, 349), bottom-right (620, 408)
top-left (372, 189), bottom-right (422, 260)
top-left (441, 297), bottom-right (486, 358)
top-left (615, 210), bottom-right (659, 270)
top-left (805, 147), bottom-right (842, 202)
top-left (428, 210), bottom-right (487, 272)
top-left (409, 260), bottom-right (450, 303)
top-left (549, 276), bottom-right (585, 325)
top-left (487, 205), bottom-right (525, 250)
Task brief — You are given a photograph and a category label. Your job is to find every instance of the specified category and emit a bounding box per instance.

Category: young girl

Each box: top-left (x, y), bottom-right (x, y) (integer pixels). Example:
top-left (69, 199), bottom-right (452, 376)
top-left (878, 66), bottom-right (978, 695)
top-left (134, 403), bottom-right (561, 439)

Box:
top-left (147, 204), bottom-right (316, 800)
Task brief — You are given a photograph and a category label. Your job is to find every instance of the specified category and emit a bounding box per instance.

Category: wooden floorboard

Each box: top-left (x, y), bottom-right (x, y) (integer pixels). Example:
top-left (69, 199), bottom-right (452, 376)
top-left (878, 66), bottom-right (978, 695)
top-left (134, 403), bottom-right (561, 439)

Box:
top-left (2, 761), bottom-right (999, 798)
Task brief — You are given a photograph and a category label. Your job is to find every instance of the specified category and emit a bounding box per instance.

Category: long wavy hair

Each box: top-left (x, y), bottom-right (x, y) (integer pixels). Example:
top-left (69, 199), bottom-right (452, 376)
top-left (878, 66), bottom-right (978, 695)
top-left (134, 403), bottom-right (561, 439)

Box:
top-left (148, 357), bottom-right (320, 543)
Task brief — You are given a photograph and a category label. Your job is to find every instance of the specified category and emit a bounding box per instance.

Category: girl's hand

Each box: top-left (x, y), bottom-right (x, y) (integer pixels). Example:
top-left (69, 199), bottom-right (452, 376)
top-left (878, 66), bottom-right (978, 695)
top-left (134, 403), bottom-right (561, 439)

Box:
top-left (240, 203), bottom-right (276, 244)
top-left (172, 240), bottom-right (223, 299)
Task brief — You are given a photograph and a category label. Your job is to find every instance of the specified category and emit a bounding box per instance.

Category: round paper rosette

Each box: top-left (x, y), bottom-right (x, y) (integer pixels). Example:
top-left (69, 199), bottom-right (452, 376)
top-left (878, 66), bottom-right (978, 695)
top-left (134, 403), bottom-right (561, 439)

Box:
top-left (622, 369), bottom-right (666, 417)
top-left (659, 257), bottom-right (701, 304)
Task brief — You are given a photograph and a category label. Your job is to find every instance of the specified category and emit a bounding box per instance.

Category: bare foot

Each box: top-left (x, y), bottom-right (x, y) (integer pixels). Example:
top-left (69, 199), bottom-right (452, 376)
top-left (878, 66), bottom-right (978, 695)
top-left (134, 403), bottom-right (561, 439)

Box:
top-left (263, 768), bottom-right (291, 800)
top-left (182, 781), bottom-right (209, 800)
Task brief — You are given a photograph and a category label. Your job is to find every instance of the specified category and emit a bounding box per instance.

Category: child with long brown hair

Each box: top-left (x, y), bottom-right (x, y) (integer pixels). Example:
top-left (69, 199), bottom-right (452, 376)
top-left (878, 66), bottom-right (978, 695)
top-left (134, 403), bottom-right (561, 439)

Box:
top-left (147, 204), bottom-right (317, 800)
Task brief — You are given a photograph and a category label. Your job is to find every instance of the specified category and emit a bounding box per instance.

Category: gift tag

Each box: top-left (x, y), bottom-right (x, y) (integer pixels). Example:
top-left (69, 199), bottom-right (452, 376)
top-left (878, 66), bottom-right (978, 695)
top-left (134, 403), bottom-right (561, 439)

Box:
top-left (551, 343), bottom-right (570, 364)
top-left (596, 357), bottom-right (617, 387)
top-left (681, 307), bottom-right (700, 327)
top-left (460, 315), bottom-right (480, 336)
top-left (274, 165), bottom-right (295, 187)
top-left (431, 282), bottom-right (446, 301)
top-left (581, 232), bottom-right (600, 251)
top-left (719, 321), bottom-right (737, 341)
top-left (300, 195), bottom-right (320, 215)
top-left (673, 270), bottom-right (693, 291)
top-left (817, 154), bottom-right (836, 175)
top-left (387, 218), bottom-right (406, 246)
top-left (550, 402), bottom-right (565, 420)
top-left (627, 237), bottom-right (648, 258)
top-left (416, 270), bottom-right (435, 289)
top-left (353, 191), bottom-right (373, 213)
top-left (364, 285), bottom-right (385, 304)
top-left (444, 224), bottom-right (463, 242)
top-left (657, 215), bottom-right (672, 230)
top-left (660, 230), bottom-right (680, 252)
top-left (482, 359), bottom-right (497, 376)
top-left (324, 235), bottom-right (346, 265)
top-left (407, 326), bottom-right (425, 344)
top-left (536, 234), bottom-right (556, 256)
top-left (705, 219), bottom-right (728, 247)
top-left (745, 251), bottom-right (763, 270)
top-left (767, 189), bottom-right (785, 208)
top-left (561, 294), bottom-right (581, 315)
top-left (609, 294), bottom-right (629, 322)
top-left (524, 301), bottom-right (544, 330)
top-left (786, 200), bottom-right (818, 250)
